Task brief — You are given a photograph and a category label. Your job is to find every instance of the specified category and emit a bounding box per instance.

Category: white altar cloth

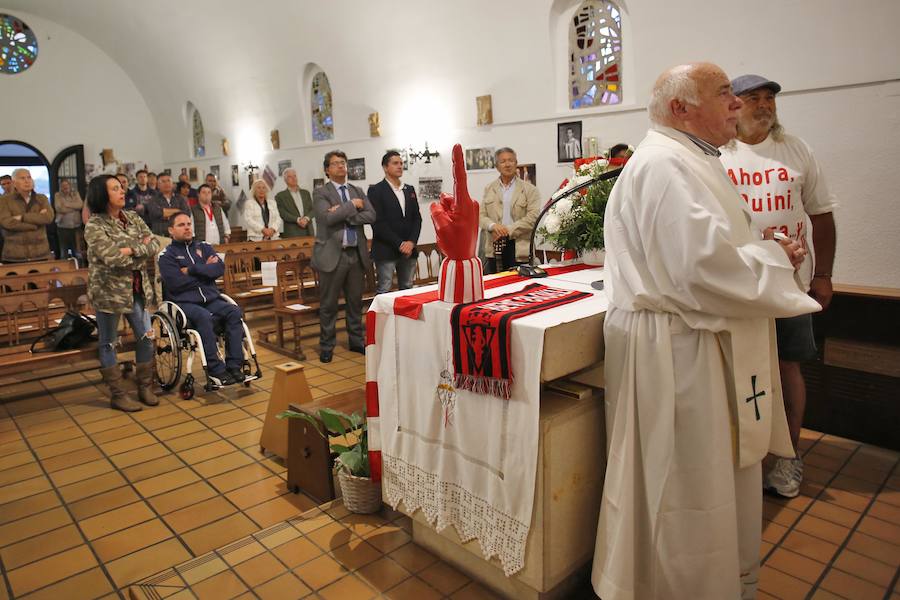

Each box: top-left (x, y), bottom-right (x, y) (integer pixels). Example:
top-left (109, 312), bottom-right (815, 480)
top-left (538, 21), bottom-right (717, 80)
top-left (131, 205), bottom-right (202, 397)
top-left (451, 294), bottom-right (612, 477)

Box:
top-left (366, 268), bottom-right (607, 575)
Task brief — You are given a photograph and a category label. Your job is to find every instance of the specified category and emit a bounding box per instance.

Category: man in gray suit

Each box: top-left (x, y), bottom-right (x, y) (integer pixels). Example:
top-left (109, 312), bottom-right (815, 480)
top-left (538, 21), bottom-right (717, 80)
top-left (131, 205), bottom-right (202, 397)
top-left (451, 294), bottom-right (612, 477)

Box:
top-left (274, 169), bottom-right (314, 238)
top-left (311, 150), bottom-right (376, 363)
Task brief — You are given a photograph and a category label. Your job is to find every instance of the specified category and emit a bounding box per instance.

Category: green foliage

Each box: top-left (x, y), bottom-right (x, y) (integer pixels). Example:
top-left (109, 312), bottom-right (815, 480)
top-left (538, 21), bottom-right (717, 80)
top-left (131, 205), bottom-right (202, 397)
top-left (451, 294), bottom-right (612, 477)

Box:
top-left (277, 407), bottom-right (370, 477)
top-left (539, 171), bottom-right (616, 253)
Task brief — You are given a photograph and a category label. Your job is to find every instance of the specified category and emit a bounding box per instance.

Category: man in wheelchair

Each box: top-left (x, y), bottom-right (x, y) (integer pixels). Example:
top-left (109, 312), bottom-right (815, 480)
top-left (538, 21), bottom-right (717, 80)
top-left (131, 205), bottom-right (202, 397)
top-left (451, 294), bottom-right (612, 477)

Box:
top-left (158, 212), bottom-right (249, 387)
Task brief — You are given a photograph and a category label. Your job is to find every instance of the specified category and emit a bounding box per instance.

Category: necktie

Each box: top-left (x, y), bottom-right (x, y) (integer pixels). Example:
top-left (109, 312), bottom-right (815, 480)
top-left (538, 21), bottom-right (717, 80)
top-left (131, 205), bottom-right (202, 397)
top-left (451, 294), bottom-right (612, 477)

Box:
top-left (340, 185), bottom-right (357, 246)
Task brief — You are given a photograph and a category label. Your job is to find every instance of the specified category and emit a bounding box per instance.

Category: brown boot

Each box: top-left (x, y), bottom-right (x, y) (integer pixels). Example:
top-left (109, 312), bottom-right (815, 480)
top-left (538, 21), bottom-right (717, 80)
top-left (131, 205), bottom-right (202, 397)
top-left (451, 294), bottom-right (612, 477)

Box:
top-left (100, 365), bottom-right (142, 412)
top-left (135, 362), bottom-right (159, 407)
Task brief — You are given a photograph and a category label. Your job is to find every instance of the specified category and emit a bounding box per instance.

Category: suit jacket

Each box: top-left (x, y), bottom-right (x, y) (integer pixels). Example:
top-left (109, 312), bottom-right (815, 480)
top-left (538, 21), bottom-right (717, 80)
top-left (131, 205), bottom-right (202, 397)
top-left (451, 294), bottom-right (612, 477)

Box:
top-left (311, 182), bottom-right (376, 273)
top-left (479, 177), bottom-right (541, 260)
top-left (368, 179), bottom-right (422, 261)
top-left (274, 187), bottom-right (314, 238)
top-left (242, 196), bottom-right (284, 241)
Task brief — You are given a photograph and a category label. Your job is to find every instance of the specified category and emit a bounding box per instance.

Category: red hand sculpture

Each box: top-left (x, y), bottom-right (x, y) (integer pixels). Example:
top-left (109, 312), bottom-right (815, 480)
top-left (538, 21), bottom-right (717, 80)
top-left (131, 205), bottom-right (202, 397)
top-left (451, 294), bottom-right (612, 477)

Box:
top-left (430, 144), bottom-right (480, 260)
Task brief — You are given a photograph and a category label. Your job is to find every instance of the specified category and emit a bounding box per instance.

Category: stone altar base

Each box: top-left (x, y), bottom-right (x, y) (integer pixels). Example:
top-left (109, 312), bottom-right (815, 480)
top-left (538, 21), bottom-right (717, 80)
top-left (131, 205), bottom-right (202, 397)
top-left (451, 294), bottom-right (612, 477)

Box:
top-left (399, 385), bottom-right (606, 599)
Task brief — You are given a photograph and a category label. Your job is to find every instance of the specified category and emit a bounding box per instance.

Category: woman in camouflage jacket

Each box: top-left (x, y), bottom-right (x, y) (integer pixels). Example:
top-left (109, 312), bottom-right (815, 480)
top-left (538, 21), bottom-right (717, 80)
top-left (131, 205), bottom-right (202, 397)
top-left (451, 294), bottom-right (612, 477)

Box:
top-left (85, 174), bottom-right (161, 412)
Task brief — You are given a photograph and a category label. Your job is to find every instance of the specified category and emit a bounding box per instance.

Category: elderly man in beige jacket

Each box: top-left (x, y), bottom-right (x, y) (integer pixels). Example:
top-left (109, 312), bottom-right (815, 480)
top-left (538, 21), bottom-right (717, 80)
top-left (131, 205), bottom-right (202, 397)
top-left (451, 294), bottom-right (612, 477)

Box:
top-left (478, 147), bottom-right (540, 273)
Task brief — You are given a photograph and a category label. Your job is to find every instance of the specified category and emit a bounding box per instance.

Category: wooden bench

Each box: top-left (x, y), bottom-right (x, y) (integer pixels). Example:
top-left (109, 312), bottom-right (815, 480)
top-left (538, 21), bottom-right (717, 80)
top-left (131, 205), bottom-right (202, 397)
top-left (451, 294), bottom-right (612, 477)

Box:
top-left (223, 245), bottom-right (314, 312)
top-left (257, 256), bottom-right (379, 360)
top-left (413, 243), bottom-right (443, 285)
top-left (803, 283), bottom-right (900, 450)
top-left (213, 237), bottom-right (315, 256)
top-left (0, 282), bottom-right (135, 386)
top-left (0, 257), bottom-right (79, 277)
top-left (0, 269), bottom-right (89, 294)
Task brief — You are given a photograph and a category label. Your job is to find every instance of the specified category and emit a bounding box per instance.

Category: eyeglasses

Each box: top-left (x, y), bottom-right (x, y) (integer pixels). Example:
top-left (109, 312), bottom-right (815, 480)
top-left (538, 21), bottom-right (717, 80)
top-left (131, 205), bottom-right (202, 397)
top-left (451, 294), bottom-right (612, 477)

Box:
top-left (329, 160), bottom-right (347, 167)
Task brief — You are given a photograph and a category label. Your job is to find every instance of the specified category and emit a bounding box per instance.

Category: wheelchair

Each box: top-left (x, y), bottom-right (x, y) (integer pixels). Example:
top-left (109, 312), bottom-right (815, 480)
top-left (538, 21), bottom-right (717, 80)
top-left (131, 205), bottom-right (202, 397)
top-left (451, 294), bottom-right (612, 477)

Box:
top-left (150, 294), bottom-right (262, 399)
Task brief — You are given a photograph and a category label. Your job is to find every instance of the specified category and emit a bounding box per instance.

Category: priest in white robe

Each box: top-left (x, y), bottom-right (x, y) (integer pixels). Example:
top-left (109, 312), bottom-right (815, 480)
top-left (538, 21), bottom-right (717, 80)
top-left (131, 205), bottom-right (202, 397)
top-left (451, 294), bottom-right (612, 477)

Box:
top-left (591, 63), bottom-right (822, 600)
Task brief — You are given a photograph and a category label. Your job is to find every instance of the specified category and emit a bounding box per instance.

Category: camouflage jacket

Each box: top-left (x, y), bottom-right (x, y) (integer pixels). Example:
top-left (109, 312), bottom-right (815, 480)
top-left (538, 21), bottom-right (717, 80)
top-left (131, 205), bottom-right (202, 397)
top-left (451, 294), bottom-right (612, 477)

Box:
top-left (85, 211), bottom-right (161, 314)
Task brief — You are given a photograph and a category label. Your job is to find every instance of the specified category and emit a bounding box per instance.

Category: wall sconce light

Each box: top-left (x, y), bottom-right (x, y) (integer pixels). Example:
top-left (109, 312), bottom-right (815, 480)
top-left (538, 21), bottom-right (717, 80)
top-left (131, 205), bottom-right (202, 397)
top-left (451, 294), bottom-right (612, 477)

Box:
top-left (408, 142), bottom-right (440, 165)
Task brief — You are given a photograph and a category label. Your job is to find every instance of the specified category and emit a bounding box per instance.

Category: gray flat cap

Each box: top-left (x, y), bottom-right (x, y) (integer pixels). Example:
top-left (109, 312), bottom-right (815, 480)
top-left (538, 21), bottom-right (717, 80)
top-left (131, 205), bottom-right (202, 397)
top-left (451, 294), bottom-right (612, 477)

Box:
top-left (731, 74), bottom-right (782, 96)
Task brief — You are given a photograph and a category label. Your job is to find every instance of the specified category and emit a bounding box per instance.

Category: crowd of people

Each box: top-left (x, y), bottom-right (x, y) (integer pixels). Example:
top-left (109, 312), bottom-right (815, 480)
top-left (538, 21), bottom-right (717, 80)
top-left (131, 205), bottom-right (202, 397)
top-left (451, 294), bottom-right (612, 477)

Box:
top-left (0, 62), bottom-right (840, 599)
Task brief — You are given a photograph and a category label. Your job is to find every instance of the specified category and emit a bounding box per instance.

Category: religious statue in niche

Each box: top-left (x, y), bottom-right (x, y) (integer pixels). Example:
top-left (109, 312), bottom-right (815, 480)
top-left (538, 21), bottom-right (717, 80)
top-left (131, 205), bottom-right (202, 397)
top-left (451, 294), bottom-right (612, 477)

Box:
top-left (221, 138), bottom-right (230, 156)
top-left (476, 95), bottom-right (493, 126)
top-left (368, 112), bottom-right (380, 137)
top-left (270, 129), bottom-right (280, 150)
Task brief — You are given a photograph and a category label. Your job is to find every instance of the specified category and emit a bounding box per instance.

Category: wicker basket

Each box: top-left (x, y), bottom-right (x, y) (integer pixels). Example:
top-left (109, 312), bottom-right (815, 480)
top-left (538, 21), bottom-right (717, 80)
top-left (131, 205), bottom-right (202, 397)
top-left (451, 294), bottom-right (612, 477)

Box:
top-left (338, 470), bottom-right (382, 514)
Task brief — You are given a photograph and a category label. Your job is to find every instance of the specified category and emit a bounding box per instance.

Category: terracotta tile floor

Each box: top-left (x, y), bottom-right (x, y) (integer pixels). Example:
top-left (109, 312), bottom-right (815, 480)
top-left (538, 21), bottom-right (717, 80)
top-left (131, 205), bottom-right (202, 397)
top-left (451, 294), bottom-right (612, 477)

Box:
top-left (1, 328), bottom-right (899, 599)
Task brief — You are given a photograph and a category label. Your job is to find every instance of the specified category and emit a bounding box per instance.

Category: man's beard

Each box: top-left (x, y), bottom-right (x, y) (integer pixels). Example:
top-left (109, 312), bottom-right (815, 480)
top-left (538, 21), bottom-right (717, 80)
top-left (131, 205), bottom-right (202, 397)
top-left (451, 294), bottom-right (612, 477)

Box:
top-left (734, 112), bottom-right (784, 143)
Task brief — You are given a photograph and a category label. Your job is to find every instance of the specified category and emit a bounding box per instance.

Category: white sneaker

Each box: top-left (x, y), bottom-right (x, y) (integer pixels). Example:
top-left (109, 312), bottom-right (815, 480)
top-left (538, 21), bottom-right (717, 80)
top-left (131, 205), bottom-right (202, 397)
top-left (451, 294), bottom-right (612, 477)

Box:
top-left (764, 456), bottom-right (803, 498)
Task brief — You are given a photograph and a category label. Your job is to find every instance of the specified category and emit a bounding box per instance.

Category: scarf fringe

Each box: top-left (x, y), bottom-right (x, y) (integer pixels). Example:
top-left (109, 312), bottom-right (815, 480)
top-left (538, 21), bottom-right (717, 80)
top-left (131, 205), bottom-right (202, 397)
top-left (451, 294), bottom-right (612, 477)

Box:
top-left (453, 373), bottom-right (512, 400)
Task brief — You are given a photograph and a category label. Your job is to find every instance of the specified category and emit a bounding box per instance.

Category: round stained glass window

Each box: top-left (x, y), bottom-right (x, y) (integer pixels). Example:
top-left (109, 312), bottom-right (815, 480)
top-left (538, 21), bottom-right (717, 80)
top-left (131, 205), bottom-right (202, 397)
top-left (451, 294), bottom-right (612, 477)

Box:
top-left (0, 14), bottom-right (38, 75)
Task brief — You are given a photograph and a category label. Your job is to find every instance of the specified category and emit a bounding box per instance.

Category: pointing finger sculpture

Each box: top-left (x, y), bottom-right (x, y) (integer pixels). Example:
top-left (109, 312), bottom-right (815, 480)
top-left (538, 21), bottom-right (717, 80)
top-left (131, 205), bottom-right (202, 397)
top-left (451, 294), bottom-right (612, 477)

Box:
top-left (430, 144), bottom-right (484, 303)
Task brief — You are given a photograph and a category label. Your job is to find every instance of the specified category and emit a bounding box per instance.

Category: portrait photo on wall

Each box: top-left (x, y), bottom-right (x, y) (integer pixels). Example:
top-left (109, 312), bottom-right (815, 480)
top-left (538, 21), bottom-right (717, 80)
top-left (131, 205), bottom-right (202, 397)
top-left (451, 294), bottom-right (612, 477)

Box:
top-left (418, 177), bottom-right (443, 202)
top-left (230, 164), bottom-right (239, 186)
top-left (188, 167), bottom-right (199, 182)
top-left (210, 165), bottom-right (220, 179)
top-left (465, 147), bottom-right (495, 171)
top-left (516, 163), bottom-right (536, 186)
top-left (347, 158), bottom-right (366, 181)
top-left (558, 121), bottom-right (583, 163)
top-left (277, 160), bottom-right (292, 176)
top-left (313, 178), bottom-right (325, 190)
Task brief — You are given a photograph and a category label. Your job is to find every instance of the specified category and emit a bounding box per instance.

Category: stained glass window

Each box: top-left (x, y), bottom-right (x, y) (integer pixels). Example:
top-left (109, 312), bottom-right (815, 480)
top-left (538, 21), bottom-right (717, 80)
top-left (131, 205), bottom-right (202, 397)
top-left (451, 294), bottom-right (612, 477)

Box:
top-left (311, 72), bottom-right (334, 141)
top-left (192, 108), bottom-right (205, 158)
top-left (0, 14), bottom-right (38, 75)
top-left (569, 1), bottom-right (622, 109)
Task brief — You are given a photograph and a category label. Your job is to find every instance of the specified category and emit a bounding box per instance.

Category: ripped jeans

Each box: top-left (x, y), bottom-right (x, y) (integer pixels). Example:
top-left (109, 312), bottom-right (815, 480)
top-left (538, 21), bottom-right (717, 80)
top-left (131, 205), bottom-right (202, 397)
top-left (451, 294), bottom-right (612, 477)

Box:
top-left (96, 300), bottom-right (154, 368)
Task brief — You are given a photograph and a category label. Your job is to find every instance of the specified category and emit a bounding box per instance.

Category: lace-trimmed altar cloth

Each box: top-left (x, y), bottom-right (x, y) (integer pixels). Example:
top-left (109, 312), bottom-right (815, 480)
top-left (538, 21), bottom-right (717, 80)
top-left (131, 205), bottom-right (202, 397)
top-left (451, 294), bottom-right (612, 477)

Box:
top-left (365, 267), bottom-right (608, 575)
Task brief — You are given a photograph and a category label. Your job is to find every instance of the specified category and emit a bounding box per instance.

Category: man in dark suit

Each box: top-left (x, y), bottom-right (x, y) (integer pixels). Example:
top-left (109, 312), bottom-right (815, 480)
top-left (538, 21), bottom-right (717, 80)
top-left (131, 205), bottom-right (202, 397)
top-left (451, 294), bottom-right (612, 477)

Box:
top-left (368, 150), bottom-right (423, 294)
top-left (275, 168), bottom-right (315, 238)
top-left (311, 150), bottom-right (376, 363)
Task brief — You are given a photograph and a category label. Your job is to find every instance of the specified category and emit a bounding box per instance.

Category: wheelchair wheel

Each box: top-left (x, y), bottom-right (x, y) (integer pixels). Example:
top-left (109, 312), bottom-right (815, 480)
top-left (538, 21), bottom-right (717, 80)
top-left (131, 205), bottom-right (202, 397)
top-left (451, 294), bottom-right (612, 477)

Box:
top-left (151, 313), bottom-right (182, 391)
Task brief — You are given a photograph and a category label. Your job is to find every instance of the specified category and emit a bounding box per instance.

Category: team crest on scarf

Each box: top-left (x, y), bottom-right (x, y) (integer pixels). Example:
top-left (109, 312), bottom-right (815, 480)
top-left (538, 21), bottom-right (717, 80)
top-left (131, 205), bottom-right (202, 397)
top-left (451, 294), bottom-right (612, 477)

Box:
top-left (450, 283), bottom-right (591, 399)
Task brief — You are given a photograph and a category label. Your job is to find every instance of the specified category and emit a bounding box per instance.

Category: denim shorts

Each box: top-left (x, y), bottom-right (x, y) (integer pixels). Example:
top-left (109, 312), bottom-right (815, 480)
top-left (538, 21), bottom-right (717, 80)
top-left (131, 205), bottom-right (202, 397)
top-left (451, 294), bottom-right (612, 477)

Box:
top-left (775, 313), bottom-right (817, 362)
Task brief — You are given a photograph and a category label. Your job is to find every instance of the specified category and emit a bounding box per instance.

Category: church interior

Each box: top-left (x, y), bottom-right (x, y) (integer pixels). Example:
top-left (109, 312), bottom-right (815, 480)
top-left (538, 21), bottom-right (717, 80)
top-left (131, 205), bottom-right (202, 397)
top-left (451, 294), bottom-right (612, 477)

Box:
top-left (0, 0), bottom-right (899, 598)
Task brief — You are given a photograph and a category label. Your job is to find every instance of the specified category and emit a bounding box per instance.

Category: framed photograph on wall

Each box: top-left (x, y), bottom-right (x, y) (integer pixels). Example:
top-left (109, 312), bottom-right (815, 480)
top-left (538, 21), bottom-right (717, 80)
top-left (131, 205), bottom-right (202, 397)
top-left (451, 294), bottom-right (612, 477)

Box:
top-left (188, 167), bottom-right (199, 182)
top-left (230, 165), bottom-right (239, 187)
top-left (516, 163), bottom-right (536, 186)
top-left (313, 178), bottom-right (325, 190)
top-left (557, 121), bottom-right (583, 163)
top-left (348, 158), bottom-right (366, 181)
top-left (464, 147), bottom-right (495, 171)
top-left (210, 165), bottom-right (220, 179)
top-left (418, 177), bottom-right (442, 202)
top-left (277, 160), bottom-right (292, 176)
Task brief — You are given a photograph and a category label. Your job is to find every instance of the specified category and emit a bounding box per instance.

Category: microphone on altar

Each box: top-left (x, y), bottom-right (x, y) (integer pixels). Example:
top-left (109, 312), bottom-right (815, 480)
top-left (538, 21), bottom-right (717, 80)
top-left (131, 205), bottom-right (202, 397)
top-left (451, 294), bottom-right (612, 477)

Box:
top-left (525, 167), bottom-right (623, 284)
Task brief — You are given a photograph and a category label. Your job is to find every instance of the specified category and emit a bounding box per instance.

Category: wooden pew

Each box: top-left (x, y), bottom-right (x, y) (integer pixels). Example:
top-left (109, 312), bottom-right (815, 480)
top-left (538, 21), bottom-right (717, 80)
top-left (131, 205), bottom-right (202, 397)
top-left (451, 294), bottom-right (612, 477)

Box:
top-left (0, 258), bottom-right (79, 277)
top-left (0, 269), bottom-right (89, 294)
top-left (222, 245), bottom-right (314, 312)
top-left (414, 243), bottom-right (444, 285)
top-left (0, 281), bottom-right (134, 385)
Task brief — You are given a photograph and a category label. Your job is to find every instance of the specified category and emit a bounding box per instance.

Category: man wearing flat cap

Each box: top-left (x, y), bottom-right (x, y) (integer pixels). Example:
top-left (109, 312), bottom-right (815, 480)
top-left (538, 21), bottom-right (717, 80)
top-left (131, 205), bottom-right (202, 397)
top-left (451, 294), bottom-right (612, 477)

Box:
top-left (720, 74), bottom-right (838, 500)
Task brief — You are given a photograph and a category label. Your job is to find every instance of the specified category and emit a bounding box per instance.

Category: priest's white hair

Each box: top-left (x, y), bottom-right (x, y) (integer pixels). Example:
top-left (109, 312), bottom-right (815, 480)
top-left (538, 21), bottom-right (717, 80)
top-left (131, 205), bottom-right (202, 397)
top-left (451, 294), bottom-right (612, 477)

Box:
top-left (648, 64), bottom-right (701, 125)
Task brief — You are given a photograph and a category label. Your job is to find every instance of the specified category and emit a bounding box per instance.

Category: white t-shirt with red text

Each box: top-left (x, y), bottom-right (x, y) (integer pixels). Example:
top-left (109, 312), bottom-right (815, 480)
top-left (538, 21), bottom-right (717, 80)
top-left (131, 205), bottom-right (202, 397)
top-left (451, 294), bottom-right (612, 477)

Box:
top-left (720, 133), bottom-right (837, 290)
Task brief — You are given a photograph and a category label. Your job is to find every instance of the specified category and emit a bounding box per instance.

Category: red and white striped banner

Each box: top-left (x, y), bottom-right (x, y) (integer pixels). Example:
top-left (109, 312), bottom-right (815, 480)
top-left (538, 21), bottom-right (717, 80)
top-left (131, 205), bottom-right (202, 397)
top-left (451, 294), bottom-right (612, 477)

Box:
top-left (438, 257), bottom-right (484, 304)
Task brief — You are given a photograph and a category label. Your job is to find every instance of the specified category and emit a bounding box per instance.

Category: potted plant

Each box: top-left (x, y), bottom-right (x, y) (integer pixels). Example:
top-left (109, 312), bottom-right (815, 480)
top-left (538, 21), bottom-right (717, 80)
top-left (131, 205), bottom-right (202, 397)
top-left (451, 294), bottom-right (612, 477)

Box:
top-left (538, 154), bottom-right (626, 264)
top-left (277, 407), bottom-right (382, 513)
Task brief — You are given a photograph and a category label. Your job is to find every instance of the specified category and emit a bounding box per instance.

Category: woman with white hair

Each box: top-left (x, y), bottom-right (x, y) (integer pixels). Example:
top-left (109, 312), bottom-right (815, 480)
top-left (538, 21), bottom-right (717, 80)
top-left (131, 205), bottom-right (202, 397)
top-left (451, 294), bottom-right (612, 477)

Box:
top-left (243, 179), bottom-right (283, 241)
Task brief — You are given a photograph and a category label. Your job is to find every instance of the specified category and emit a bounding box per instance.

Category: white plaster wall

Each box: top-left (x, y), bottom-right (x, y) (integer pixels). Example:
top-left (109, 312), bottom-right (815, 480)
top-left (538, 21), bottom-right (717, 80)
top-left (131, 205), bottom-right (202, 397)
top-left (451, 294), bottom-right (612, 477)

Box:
top-left (4, 0), bottom-right (897, 287)
top-left (0, 9), bottom-right (162, 168)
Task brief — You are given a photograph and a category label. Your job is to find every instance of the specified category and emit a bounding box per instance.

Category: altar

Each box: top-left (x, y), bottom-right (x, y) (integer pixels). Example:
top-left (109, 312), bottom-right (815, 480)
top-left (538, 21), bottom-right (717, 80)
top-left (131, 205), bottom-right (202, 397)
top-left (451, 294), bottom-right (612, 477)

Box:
top-left (366, 265), bottom-right (608, 599)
